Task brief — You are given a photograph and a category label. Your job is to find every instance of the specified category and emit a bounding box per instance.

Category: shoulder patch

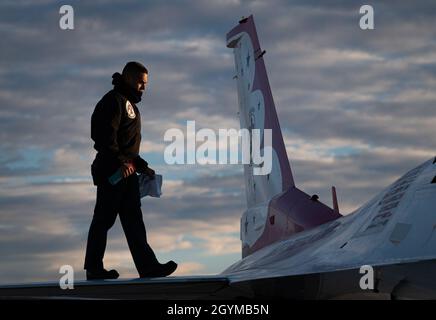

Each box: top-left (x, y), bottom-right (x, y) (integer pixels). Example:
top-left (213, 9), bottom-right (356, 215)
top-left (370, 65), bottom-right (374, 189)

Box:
top-left (125, 100), bottom-right (136, 119)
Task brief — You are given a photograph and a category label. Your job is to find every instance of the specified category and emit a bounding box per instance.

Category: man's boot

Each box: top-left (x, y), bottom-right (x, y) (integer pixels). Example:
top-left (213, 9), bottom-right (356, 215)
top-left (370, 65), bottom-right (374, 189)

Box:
top-left (86, 268), bottom-right (120, 280)
top-left (139, 261), bottom-right (177, 278)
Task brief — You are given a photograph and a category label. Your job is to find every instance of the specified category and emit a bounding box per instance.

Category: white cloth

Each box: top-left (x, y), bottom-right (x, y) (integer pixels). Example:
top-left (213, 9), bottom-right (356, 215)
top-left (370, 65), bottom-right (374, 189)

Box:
top-left (138, 174), bottom-right (162, 198)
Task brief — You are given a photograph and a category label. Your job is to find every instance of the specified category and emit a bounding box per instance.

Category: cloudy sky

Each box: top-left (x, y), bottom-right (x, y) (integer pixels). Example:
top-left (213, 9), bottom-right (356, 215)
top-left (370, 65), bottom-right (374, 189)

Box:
top-left (0, 0), bottom-right (435, 284)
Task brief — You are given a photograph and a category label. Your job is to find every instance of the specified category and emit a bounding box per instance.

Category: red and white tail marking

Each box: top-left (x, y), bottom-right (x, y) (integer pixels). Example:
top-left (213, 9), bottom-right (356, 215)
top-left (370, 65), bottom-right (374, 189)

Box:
top-left (227, 16), bottom-right (341, 257)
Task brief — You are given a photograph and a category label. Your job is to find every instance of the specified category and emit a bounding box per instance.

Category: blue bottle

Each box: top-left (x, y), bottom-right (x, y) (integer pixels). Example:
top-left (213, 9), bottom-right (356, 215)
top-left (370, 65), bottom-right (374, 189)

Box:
top-left (108, 167), bottom-right (123, 185)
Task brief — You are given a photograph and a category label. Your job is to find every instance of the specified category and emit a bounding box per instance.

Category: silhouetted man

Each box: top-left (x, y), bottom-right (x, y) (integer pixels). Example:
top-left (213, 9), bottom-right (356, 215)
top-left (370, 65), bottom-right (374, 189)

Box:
top-left (84, 61), bottom-right (177, 280)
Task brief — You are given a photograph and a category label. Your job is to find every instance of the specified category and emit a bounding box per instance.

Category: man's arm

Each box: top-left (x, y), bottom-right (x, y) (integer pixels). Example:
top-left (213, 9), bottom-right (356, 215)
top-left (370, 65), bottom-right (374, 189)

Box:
top-left (91, 96), bottom-right (128, 165)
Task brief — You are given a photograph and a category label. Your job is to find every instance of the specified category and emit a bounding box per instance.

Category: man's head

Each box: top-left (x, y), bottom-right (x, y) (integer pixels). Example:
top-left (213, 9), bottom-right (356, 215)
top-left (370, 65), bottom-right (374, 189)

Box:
top-left (122, 61), bottom-right (148, 93)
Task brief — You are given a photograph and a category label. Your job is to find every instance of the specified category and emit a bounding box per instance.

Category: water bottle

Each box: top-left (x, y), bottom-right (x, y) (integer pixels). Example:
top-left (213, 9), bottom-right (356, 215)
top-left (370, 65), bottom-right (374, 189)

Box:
top-left (108, 167), bottom-right (123, 185)
top-left (108, 161), bottom-right (135, 185)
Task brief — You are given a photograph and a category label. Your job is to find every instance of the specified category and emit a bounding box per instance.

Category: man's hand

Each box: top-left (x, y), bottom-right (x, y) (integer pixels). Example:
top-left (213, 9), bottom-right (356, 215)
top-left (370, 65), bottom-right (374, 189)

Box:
top-left (122, 162), bottom-right (135, 178)
top-left (134, 156), bottom-right (155, 179)
top-left (144, 167), bottom-right (155, 179)
top-left (134, 157), bottom-right (149, 173)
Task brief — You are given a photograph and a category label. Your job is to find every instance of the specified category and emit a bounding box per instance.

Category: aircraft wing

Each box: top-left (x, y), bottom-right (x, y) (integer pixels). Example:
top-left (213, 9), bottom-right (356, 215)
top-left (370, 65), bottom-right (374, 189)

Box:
top-left (0, 276), bottom-right (241, 300)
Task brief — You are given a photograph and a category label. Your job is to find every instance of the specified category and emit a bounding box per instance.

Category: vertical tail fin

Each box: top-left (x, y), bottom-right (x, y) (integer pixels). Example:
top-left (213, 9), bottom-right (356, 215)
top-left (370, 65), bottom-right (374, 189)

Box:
top-left (227, 15), bottom-right (294, 209)
top-left (227, 16), bottom-right (341, 257)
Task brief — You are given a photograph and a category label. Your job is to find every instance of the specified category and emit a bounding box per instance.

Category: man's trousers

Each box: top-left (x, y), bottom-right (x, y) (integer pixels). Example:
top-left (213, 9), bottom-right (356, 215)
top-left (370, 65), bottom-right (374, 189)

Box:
top-left (84, 173), bottom-right (159, 275)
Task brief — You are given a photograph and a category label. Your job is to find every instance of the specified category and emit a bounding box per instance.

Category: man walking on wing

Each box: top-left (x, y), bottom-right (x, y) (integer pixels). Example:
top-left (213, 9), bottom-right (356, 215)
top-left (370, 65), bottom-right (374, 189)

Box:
top-left (84, 61), bottom-right (177, 280)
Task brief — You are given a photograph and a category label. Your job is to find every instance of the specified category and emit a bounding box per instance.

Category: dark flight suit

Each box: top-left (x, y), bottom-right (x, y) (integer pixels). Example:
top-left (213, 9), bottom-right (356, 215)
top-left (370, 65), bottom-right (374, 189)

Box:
top-left (84, 80), bottom-right (159, 276)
